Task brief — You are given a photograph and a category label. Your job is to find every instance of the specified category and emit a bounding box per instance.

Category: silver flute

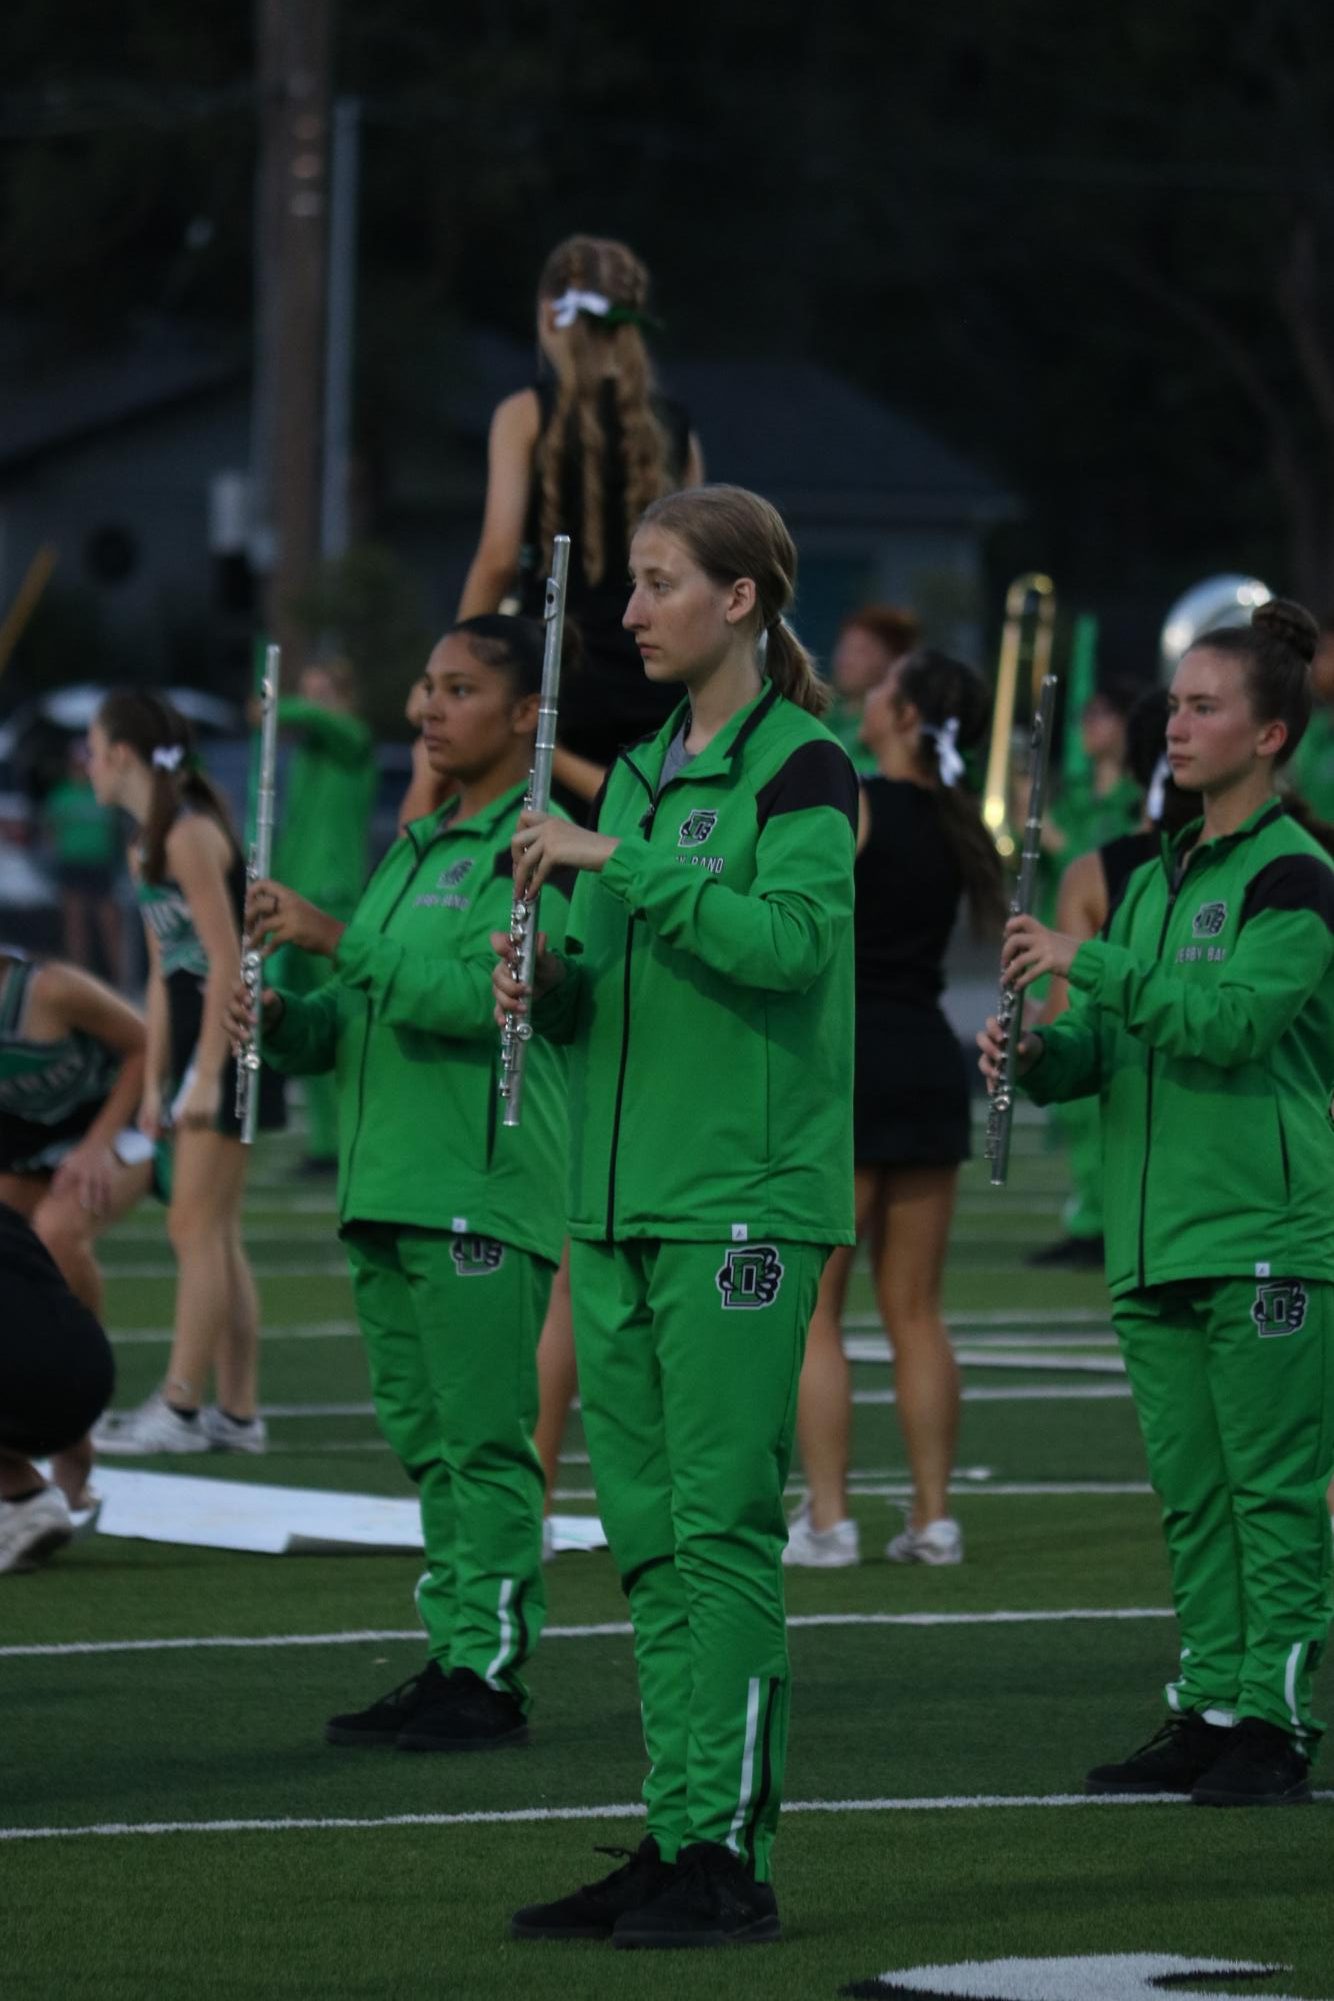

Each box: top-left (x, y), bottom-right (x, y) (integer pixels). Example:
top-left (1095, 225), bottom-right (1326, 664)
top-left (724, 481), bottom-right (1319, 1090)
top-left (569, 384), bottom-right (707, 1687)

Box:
top-left (498, 533), bottom-right (570, 1128)
top-left (236, 644), bottom-right (281, 1145)
top-left (985, 671), bottom-right (1059, 1187)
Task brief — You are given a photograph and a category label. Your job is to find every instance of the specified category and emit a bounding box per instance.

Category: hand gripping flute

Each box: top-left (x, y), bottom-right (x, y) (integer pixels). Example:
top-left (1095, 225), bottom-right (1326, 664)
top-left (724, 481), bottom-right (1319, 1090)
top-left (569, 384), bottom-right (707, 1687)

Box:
top-left (236, 644), bottom-right (281, 1145)
top-left (498, 534), bottom-right (570, 1128)
top-left (985, 670), bottom-right (1059, 1187)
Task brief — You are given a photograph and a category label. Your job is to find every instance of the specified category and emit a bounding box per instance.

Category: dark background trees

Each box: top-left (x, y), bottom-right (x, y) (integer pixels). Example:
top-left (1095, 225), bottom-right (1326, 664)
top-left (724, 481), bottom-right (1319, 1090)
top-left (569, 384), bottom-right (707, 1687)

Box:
top-left (7, 0), bottom-right (1334, 669)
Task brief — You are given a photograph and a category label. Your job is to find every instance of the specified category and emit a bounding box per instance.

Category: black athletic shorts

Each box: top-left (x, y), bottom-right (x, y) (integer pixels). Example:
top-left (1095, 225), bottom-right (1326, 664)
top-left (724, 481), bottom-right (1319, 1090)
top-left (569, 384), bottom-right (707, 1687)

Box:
top-left (0, 1202), bottom-right (115, 1456)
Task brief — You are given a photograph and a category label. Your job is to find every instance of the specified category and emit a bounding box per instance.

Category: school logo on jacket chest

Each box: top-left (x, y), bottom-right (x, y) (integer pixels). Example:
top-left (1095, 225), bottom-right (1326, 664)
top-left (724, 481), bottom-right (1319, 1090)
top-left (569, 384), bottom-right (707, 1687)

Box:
top-left (1177, 898), bottom-right (1229, 963)
top-left (679, 808), bottom-right (718, 847)
top-left (676, 807), bottom-right (725, 876)
top-left (415, 857), bottom-right (474, 911)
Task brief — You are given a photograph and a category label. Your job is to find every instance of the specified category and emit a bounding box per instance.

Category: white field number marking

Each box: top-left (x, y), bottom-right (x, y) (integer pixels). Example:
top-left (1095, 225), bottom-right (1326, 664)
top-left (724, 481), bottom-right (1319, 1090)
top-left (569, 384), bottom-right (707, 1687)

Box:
top-left (847, 1955), bottom-right (1313, 2001)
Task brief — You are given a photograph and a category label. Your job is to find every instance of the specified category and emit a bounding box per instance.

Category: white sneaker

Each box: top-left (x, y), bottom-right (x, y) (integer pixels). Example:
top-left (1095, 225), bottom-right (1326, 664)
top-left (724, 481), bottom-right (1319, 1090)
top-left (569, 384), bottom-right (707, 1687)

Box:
top-left (782, 1501), bottom-right (860, 1568)
top-left (93, 1391), bottom-right (211, 1456)
top-left (0, 1486), bottom-right (74, 1573)
top-left (885, 1515), bottom-right (964, 1565)
top-left (201, 1407), bottom-right (269, 1454)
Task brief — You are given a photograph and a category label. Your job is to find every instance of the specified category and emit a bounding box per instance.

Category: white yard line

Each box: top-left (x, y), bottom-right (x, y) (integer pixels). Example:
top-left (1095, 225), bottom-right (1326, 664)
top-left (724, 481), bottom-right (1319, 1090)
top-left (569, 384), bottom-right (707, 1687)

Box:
top-left (0, 1606), bottom-right (1175, 1662)
top-left (5, 1787), bottom-right (1329, 1843)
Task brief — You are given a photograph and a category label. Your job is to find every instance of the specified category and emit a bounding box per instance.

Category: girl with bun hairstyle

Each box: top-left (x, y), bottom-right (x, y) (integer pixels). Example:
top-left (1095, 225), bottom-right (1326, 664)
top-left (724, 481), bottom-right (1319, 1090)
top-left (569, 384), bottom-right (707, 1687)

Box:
top-left (86, 692), bottom-right (275, 1457)
top-left (980, 598), bottom-right (1334, 1809)
top-left (786, 648), bottom-right (1004, 1570)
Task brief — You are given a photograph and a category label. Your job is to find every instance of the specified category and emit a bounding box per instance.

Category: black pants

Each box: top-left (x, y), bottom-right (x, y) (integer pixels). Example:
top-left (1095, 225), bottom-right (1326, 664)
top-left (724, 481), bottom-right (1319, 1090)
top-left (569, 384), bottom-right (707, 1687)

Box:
top-left (0, 1203), bottom-right (115, 1456)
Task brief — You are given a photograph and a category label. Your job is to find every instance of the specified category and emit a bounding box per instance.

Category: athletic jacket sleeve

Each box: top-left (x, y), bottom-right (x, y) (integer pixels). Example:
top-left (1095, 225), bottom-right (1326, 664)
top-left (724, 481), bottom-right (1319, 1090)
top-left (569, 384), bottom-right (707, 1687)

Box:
top-left (335, 872), bottom-right (573, 1042)
top-left (529, 954), bottom-right (584, 1044)
top-left (1021, 1003), bottom-right (1103, 1104)
top-left (596, 741), bottom-right (857, 993)
top-left (1066, 857), bottom-right (1334, 1067)
top-left (277, 698), bottom-right (372, 765)
top-left (263, 984), bottom-right (341, 1075)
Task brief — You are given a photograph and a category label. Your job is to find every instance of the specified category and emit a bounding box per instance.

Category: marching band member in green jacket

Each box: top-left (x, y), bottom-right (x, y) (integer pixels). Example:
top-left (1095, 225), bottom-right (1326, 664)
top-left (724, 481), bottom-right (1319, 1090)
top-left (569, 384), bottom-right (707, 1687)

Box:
top-left (981, 597), bottom-right (1334, 1811)
top-left (230, 616), bottom-right (570, 1754)
top-left (495, 485), bottom-right (856, 1950)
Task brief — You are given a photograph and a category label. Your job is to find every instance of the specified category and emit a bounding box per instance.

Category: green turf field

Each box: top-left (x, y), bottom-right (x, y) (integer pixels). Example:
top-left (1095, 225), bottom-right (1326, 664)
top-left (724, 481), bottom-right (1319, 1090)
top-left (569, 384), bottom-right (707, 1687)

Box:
top-left (5, 1114), bottom-right (1332, 2000)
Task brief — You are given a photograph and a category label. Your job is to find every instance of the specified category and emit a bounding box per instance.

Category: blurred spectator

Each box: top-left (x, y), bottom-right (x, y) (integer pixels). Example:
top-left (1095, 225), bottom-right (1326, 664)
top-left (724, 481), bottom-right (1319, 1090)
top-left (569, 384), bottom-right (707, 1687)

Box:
top-left (1290, 612), bottom-right (1334, 820)
top-left (828, 606), bottom-right (921, 774)
top-left (42, 745), bottom-right (123, 984)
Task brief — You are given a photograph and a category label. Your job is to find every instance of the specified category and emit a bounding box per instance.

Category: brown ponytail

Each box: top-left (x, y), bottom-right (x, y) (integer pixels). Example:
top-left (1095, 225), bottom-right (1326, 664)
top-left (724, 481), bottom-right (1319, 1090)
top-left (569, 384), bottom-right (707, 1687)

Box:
top-left (895, 647), bottom-right (1006, 938)
top-left (536, 235), bottom-right (672, 588)
top-left (639, 484), bottom-right (830, 717)
top-left (96, 690), bottom-right (236, 884)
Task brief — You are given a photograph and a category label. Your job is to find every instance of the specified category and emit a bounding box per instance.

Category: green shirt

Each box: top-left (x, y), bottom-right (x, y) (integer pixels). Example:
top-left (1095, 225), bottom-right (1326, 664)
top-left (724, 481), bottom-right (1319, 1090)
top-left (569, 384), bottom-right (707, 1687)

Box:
top-left (826, 699), bottom-right (878, 778)
top-left (44, 779), bottom-right (120, 869)
top-left (1291, 707), bottom-right (1334, 822)
top-left (1051, 772), bottom-right (1141, 862)
top-left (271, 699), bottom-right (376, 917)
top-left (263, 780), bottom-right (569, 1260)
top-left (1025, 798), bottom-right (1334, 1296)
top-left (535, 684), bottom-right (857, 1247)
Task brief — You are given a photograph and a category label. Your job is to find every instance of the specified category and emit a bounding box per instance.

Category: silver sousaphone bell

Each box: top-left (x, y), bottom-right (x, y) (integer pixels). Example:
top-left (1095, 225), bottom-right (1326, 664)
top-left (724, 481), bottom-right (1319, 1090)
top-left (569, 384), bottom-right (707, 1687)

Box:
top-left (1159, 575), bottom-right (1272, 681)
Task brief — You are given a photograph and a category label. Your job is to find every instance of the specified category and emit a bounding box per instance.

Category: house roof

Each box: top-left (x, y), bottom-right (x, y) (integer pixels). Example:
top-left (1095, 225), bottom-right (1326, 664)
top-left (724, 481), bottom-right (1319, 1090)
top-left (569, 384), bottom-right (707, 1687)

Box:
top-left (0, 316), bottom-right (245, 474)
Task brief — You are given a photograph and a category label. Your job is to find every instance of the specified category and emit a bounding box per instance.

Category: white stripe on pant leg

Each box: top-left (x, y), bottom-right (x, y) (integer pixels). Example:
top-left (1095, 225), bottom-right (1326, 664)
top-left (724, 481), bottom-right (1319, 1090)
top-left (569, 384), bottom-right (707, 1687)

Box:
top-left (1283, 1640), bottom-right (1303, 1733)
top-left (725, 1677), bottom-right (761, 1857)
top-left (485, 1579), bottom-right (515, 1690)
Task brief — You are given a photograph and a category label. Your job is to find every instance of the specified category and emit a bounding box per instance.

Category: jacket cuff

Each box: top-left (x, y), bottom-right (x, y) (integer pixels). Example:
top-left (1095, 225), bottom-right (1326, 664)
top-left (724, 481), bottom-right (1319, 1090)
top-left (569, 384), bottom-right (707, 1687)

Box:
top-left (598, 838), bottom-right (650, 913)
top-left (332, 924), bottom-right (382, 991)
top-left (1068, 937), bottom-right (1109, 994)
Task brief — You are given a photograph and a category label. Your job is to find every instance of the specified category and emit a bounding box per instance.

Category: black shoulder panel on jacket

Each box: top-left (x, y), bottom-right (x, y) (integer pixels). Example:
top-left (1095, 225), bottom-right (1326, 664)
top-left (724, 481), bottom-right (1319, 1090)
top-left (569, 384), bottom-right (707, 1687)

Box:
top-left (1239, 853), bottom-right (1334, 935)
top-left (754, 738), bottom-right (859, 834)
top-left (493, 847), bottom-right (514, 881)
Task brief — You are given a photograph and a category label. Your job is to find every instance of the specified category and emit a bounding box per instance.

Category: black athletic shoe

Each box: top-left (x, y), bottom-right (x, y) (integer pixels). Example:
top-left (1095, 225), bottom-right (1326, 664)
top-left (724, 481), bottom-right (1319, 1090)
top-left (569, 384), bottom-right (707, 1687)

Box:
top-left (509, 1838), bottom-right (675, 1940)
top-left (396, 1666), bottom-right (528, 1753)
top-left (325, 1660), bottom-right (449, 1746)
top-left (1191, 1717), bottom-right (1313, 1807)
top-left (612, 1841), bottom-right (780, 1950)
top-left (1025, 1235), bottom-right (1105, 1270)
top-left (1085, 1712), bottom-right (1232, 1794)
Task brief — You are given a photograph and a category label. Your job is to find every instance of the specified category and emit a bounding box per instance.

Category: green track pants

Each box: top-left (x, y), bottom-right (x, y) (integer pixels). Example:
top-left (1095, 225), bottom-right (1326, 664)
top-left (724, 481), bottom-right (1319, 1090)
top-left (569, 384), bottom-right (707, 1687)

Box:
top-left (344, 1224), bottom-right (552, 1707)
top-left (569, 1236), bottom-right (828, 1881)
top-left (1114, 1277), bottom-right (1334, 1748)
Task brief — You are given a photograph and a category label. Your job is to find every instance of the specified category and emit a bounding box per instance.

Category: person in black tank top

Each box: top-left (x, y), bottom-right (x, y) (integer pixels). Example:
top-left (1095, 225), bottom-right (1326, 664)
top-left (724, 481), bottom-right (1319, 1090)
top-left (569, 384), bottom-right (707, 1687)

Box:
top-left (86, 692), bottom-right (272, 1460)
top-left (455, 235), bottom-right (704, 797)
top-left (785, 649), bottom-right (1005, 1573)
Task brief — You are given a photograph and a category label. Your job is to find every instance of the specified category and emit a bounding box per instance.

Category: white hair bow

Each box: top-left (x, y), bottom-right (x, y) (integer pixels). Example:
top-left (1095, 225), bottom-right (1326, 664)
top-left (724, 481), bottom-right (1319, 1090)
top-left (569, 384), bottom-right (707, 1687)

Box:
top-left (923, 716), bottom-right (965, 787)
top-left (152, 745), bottom-right (185, 772)
top-left (550, 288), bottom-right (612, 329)
top-left (1145, 752), bottom-right (1170, 825)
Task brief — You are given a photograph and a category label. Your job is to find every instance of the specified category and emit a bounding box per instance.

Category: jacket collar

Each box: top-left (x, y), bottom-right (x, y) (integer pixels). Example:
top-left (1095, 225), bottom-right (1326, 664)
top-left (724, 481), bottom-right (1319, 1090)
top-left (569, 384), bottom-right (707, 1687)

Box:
top-left (1163, 795), bottom-right (1285, 874)
top-left (404, 779), bottom-right (529, 856)
top-left (619, 680), bottom-right (782, 795)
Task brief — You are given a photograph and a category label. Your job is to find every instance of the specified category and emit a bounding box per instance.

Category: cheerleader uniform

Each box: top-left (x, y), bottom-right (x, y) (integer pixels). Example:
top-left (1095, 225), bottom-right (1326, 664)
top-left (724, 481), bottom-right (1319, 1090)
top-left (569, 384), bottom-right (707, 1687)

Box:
top-left (0, 955), bottom-right (121, 1174)
top-left (853, 778), bottom-right (971, 1168)
top-left (518, 377), bottom-right (693, 766)
top-left (135, 824), bottom-right (283, 1138)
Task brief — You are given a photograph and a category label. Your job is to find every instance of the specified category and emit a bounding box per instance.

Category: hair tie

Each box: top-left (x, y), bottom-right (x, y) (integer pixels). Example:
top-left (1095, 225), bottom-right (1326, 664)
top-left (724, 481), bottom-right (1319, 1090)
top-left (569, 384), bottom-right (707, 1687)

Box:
top-left (921, 716), bottom-right (965, 788)
top-left (152, 745), bottom-right (185, 773)
top-left (549, 287), bottom-right (660, 332)
top-left (1145, 752), bottom-right (1171, 825)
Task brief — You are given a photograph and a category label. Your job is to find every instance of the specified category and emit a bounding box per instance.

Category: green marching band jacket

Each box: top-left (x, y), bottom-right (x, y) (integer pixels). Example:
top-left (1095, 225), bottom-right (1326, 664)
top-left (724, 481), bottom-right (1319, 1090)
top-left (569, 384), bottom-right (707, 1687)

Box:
top-left (534, 682), bottom-right (858, 1248)
top-left (1025, 799), bottom-right (1334, 1297)
top-left (263, 781), bottom-right (569, 1265)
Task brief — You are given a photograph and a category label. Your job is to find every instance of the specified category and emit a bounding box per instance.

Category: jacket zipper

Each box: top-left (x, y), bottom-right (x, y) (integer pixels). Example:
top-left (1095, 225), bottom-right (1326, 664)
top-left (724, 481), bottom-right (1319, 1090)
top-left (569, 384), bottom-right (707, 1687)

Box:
top-left (604, 757), bottom-right (657, 1241)
top-left (344, 827), bottom-right (430, 1197)
top-left (1137, 851), bottom-right (1195, 1288)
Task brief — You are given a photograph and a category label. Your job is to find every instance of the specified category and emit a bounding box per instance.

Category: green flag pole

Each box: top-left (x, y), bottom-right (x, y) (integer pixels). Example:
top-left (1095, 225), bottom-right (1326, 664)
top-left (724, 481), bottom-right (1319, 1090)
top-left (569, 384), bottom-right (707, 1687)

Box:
top-left (1063, 613), bottom-right (1099, 786)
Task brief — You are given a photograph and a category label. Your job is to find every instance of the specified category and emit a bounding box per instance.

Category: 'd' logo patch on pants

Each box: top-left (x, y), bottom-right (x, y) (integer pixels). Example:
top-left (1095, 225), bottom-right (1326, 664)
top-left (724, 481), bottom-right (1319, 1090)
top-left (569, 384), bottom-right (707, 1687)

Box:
top-left (715, 1245), bottom-right (784, 1309)
top-left (1252, 1280), bottom-right (1308, 1338)
top-left (451, 1234), bottom-right (505, 1277)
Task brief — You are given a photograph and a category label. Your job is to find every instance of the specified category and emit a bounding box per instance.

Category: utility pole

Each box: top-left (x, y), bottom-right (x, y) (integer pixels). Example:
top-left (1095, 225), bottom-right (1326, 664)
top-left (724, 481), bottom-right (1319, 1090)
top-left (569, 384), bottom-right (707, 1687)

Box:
top-left (253, 0), bottom-right (331, 678)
